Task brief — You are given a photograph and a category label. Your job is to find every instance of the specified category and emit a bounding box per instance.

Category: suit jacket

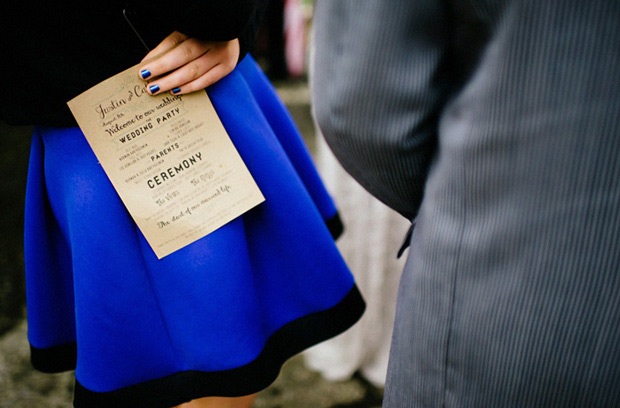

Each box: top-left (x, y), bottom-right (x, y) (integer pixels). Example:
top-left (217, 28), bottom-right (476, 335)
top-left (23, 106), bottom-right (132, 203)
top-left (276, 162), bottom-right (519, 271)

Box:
top-left (313, 0), bottom-right (620, 406)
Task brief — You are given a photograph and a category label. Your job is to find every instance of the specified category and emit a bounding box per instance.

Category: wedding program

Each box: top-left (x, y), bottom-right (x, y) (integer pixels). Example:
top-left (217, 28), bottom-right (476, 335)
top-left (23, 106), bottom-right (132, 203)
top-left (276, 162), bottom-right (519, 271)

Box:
top-left (68, 64), bottom-right (265, 259)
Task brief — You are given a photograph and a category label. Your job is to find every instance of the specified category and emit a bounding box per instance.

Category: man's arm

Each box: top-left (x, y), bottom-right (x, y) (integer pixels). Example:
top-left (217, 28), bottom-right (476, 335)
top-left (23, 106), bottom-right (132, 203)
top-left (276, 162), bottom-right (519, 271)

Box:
top-left (312, 0), bottom-right (453, 219)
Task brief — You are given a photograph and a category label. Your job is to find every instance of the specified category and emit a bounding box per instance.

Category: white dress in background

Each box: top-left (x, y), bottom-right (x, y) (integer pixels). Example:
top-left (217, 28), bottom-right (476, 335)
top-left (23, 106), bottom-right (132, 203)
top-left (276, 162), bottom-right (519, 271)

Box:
top-left (304, 134), bottom-right (410, 387)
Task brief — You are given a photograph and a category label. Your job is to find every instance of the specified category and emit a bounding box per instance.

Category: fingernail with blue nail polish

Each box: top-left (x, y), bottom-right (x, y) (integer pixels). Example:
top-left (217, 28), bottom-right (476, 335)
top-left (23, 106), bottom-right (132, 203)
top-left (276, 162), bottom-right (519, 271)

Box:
top-left (149, 84), bottom-right (160, 93)
top-left (140, 69), bottom-right (151, 79)
top-left (171, 87), bottom-right (181, 94)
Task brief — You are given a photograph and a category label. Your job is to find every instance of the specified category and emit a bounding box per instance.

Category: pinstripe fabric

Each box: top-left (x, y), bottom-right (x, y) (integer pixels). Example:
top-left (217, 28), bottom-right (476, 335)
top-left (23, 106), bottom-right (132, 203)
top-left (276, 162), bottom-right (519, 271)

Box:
top-left (313, 0), bottom-right (448, 220)
top-left (313, 1), bottom-right (620, 407)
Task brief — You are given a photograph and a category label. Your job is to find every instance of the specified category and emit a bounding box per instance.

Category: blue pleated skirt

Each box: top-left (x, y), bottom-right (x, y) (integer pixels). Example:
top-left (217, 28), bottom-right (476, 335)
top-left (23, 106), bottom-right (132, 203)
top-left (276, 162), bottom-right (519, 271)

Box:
top-left (24, 56), bottom-right (364, 407)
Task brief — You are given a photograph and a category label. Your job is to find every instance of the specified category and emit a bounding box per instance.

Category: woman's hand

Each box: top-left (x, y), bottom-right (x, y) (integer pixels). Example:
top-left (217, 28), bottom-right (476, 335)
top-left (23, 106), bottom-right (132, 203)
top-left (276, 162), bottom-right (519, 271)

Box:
top-left (138, 31), bottom-right (240, 95)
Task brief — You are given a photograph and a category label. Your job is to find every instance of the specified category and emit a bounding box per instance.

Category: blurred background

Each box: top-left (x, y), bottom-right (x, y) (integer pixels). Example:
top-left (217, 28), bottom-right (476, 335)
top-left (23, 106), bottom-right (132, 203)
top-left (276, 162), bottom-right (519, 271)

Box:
top-left (0, 1), bottom-right (403, 406)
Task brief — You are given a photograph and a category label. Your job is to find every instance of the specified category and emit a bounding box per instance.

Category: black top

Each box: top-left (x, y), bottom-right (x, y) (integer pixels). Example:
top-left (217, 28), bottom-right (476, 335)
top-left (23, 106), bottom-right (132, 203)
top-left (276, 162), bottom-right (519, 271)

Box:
top-left (1, 0), bottom-right (266, 126)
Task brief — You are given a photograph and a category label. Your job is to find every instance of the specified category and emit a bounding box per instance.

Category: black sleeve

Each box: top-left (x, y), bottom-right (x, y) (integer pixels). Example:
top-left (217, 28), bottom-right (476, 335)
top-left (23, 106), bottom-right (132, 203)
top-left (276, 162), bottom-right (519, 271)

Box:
top-left (125, 0), bottom-right (269, 63)
top-left (239, 0), bottom-right (270, 61)
top-left (236, 0), bottom-right (270, 62)
top-left (134, 0), bottom-right (255, 40)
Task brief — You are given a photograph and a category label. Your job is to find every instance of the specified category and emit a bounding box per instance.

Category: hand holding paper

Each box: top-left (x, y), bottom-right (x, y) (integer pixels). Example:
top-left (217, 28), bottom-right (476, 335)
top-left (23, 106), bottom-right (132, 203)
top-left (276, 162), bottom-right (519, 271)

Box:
top-left (67, 62), bottom-right (264, 258)
top-left (138, 31), bottom-right (240, 95)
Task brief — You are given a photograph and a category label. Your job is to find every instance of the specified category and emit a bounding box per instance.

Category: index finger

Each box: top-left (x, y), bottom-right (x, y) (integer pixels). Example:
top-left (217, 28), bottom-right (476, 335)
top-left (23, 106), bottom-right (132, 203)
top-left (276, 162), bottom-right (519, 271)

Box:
top-left (138, 31), bottom-right (188, 79)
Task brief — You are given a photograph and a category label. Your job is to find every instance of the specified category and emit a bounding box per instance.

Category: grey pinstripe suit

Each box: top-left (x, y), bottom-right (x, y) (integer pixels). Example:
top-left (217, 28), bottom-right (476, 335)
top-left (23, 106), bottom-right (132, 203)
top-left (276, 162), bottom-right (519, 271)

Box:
top-left (313, 1), bottom-right (620, 406)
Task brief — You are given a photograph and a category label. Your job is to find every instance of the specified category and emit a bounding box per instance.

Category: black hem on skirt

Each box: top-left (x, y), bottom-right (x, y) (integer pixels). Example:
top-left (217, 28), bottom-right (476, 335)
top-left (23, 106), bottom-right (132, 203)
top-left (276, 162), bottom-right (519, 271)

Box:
top-left (31, 284), bottom-right (365, 408)
top-left (326, 213), bottom-right (345, 240)
top-left (31, 342), bottom-right (78, 373)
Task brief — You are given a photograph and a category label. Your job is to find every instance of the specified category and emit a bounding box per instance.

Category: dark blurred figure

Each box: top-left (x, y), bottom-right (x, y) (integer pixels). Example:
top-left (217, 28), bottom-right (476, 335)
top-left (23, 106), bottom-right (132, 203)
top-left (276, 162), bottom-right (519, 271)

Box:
top-left (253, 0), bottom-right (289, 80)
top-left (313, 1), bottom-right (620, 407)
top-left (0, 123), bottom-right (31, 335)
